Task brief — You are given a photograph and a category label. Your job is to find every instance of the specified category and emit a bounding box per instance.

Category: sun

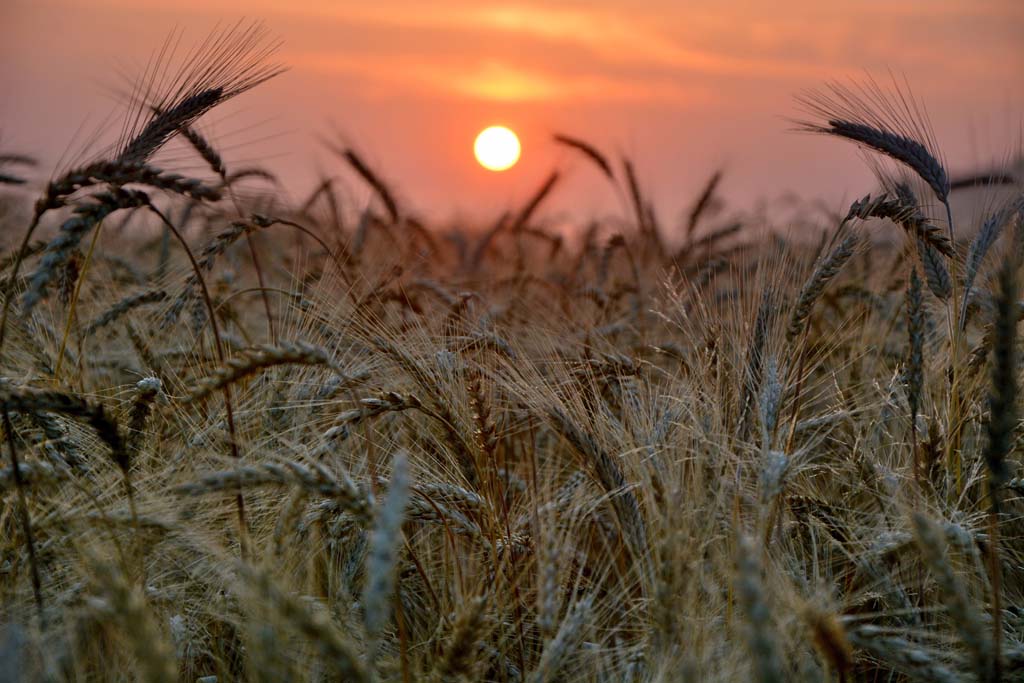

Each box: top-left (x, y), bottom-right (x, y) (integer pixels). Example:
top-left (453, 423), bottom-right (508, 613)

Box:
top-left (474, 125), bottom-right (521, 172)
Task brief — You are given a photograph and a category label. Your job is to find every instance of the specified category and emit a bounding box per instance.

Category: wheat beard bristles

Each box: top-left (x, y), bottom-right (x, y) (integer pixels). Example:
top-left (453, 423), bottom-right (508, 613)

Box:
top-left (823, 120), bottom-right (949, 202)
top-left (796, 79), bottom-right (950, 204)
top-left (114, 20), bottom-right (284, 165)
top-left (119, 89), bottom-right (223, 164)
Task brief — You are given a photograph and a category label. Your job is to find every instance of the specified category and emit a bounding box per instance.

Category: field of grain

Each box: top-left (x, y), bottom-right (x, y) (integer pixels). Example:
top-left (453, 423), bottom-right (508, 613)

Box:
top-left (1, 23), bottom-right (1023, 683)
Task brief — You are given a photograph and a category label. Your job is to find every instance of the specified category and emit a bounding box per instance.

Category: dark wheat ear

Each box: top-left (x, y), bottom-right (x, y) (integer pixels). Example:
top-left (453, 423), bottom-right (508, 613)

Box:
top-left (687, 170), bottom-right (724, 243)
top-left (553, 134), bottom-right (614, 180)
top-left (330, 147), bottom-right (399, 224)
top-left (511, 170), bottom-right (561, 233)
top-left (796, 77), bottom-right (949, 204)
top-left (115, 20), bottom-right (285, 165)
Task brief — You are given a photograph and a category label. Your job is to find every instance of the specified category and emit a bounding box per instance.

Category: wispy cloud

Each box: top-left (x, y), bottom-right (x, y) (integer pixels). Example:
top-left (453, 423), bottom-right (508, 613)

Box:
top-left (290, 52), bottom-right (710, 103)
top-left (286, 3), bottom-right (833, 79)
top-left (88, 0), bottom-right (839, 78)
top-left (85, 0), bottom-right (1022, 99)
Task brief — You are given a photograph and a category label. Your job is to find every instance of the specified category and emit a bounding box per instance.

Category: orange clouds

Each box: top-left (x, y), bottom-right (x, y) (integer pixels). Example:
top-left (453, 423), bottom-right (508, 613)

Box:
top-left (288, 52), bottom-right (709, 103)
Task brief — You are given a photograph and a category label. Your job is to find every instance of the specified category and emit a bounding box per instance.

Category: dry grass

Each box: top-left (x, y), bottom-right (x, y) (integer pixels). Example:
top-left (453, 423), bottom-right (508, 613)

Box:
top-left (1, 25), bottom-right (1023, 683)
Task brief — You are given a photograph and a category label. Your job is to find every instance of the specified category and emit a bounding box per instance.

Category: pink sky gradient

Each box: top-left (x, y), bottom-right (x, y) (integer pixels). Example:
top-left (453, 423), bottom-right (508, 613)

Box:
top-left (2, 0), bottom-right (1022, 225)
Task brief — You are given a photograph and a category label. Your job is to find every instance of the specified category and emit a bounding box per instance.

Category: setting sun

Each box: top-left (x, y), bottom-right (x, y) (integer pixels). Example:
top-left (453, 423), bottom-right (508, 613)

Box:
top-left (474, 125), bottom-right (521, 171)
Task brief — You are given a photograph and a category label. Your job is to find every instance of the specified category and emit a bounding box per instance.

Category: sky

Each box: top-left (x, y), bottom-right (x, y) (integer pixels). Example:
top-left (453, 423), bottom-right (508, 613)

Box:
top-left (1, 0), bottom-right (1022, 227)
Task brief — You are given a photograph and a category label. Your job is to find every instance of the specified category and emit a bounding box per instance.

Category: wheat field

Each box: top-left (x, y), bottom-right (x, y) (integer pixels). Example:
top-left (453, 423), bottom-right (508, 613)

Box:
top-left (1, 22), bottom-right (1023, 683)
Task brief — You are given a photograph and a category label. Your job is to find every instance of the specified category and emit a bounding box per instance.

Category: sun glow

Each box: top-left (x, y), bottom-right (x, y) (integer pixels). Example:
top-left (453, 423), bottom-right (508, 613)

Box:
top-left (474, 125), bottom-right (521, 171)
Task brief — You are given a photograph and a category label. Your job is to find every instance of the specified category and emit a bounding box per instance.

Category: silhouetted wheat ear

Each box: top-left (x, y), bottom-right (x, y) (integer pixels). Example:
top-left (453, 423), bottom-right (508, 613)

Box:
top-left (822, 121), bottom-right (948, 201)
top-left (622, 158), bottom-right (660, 249)
top-left (339, 149), bottom-right (399, 223)
top-left (120, 89), bottom-right (223, 164)
top-left (116, 21), bottom-right (284, 164)
top-left (512, 170), bottom-right (560, 231)
top-left (798, 77), bottom-right (953, 211)
top-left (798, 78), bottom-right (949, 203)
top-left (553, 134), bottom-right (613, 180)
top-left (687, 170), bottom-right (723, 242)
top-left (38, 161), bottom-right (220, 216)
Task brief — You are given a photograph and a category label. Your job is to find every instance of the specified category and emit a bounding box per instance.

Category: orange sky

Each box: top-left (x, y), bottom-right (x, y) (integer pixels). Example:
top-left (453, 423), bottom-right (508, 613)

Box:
top-left (2, 0), bottom-right (1022, 225)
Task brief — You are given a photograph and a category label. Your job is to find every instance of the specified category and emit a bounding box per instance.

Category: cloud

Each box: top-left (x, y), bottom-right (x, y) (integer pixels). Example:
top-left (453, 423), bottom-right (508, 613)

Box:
top-left (289, 52), bottom-right (710, 104)
top-left (289, 3), bottom-right (833, 79)
top-left (83, 0), bottom-right (1024, 87)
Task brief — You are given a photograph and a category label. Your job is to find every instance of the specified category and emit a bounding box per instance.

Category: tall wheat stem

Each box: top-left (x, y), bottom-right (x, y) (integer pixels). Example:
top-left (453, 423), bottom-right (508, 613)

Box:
top-left (146, 204), bottom-right (251, 556)
top-left (943, 202), bottom-right (965, 497)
